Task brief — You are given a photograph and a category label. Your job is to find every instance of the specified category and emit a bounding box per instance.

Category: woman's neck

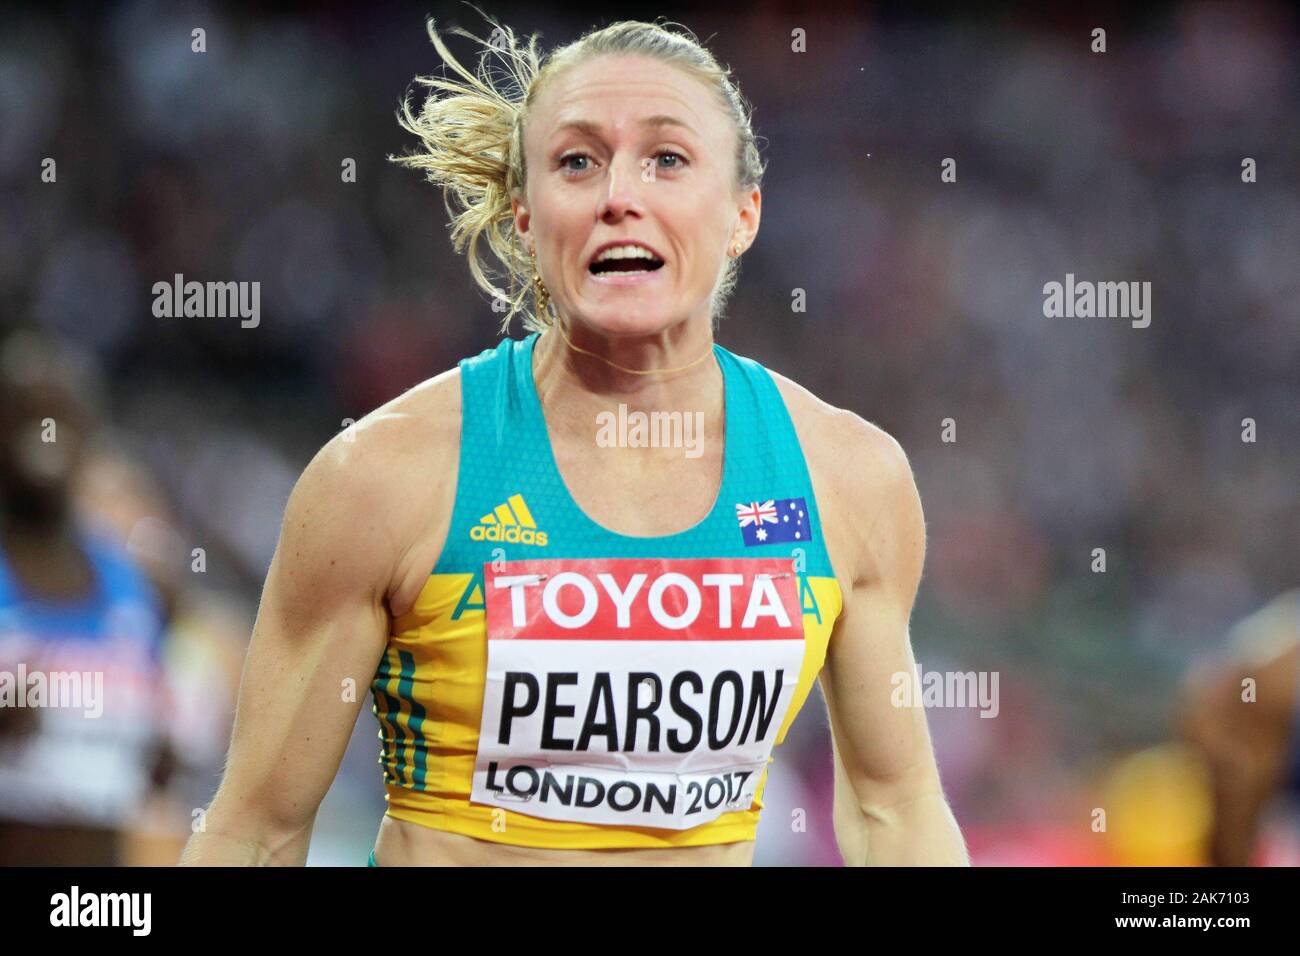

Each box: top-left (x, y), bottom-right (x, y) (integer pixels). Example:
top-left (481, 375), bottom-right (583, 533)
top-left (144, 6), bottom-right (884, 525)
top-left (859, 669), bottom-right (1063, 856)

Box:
top-left (531, 318), bottom-right (723, 438)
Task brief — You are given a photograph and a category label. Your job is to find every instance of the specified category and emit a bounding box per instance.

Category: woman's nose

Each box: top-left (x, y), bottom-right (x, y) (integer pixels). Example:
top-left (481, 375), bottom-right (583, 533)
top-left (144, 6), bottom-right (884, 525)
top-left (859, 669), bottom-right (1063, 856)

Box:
top-left (595, 157), bottom-right (648, 221)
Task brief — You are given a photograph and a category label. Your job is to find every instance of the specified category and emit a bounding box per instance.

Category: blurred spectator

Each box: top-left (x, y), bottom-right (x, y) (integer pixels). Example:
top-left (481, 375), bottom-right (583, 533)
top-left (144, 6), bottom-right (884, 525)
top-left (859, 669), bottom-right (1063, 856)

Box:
top-left (0, 329), bottom-right (170, 864)
top-left (75, 444), bottom-right (251, 865)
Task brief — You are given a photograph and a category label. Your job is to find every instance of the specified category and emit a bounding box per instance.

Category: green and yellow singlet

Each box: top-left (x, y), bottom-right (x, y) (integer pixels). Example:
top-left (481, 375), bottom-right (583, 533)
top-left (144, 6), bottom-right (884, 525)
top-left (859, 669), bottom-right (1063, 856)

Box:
top-left (370, 332), bottom-right (842, 849)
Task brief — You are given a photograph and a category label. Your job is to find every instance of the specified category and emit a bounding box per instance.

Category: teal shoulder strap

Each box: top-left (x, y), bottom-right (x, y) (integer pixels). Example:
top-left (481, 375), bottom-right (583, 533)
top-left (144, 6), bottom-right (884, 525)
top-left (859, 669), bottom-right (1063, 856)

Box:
top-left (433, 335), bottom-right (554, 574)
top-left (711, 344), bottom-right (836, 578)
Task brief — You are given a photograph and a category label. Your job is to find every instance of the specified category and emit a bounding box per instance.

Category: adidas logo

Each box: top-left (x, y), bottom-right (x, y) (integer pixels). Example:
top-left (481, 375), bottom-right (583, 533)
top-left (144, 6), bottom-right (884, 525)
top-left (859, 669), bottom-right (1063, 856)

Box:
top-left (470, 493), bottom-right (549, 546)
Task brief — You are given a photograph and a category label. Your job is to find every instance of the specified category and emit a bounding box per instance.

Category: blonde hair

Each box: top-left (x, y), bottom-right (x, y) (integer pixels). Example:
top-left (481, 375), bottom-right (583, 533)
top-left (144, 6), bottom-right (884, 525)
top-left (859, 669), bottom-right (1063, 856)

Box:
top-left (391, 10), bottom-right (766, 334)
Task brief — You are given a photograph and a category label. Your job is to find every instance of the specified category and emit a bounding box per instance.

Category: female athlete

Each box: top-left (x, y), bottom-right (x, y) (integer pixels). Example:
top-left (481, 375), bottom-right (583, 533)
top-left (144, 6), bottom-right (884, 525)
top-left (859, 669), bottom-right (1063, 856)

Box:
top-left (181, 15), bottom-right (968, 867)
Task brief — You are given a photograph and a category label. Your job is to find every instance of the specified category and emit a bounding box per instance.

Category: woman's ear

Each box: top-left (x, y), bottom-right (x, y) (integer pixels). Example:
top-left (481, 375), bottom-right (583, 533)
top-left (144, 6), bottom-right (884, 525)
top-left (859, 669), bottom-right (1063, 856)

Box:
top-left (510, 191), bottom-right (531, 247)
top-left (733, 185), bottom-right (761, 251)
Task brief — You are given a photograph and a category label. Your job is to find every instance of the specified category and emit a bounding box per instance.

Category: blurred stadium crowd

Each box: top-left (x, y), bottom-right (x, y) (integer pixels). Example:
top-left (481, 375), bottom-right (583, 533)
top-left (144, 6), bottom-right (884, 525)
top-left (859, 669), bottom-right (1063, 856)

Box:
top-left (0, 0), bottom-right (1296, 865)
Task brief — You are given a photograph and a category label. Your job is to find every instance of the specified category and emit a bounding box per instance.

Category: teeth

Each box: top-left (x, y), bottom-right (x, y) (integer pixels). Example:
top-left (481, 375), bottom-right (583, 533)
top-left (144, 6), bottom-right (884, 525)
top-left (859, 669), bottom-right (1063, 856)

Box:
top-left (593, 244), bottom-right (660, 264)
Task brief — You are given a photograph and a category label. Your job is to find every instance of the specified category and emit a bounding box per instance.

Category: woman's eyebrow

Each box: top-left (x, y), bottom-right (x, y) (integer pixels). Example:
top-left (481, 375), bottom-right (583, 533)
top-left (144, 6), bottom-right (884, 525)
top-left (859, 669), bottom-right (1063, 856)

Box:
top-left (551, 115), bottom-right (696, 139)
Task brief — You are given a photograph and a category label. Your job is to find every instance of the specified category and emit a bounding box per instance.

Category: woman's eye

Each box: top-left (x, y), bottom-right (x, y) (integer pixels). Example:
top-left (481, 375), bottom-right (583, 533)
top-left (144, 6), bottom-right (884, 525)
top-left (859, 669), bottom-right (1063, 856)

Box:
top-left (558, 151), bottom-right (686, 175)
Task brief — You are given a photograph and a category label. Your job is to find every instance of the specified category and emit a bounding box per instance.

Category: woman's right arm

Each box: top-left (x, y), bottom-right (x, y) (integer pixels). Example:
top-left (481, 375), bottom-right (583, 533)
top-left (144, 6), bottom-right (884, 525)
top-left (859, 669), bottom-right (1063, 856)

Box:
top-left (179, 431), bottom-right (403, 866)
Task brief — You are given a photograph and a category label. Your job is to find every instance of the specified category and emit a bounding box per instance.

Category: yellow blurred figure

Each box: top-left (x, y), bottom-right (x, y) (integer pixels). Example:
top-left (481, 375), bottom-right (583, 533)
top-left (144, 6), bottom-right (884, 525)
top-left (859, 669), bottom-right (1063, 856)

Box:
top-left (1101, 743), bottom-right (1213, 866)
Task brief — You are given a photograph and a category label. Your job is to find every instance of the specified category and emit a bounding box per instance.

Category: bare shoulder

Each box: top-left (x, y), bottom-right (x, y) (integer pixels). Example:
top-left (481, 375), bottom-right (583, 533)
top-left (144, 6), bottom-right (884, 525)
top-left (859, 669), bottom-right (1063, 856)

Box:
top-left (768, 370), bottom-right (913, 489)
top-left (768, 369), bottom-right (923, 592)
top-left (280, 366), bottom-right (463, 607)
top-left (1182, 635), bottom-right (1299, 764)
top-left (1188, 595), bottom-right (1300, 726)
top-left (301, 365), bottom-right (460, 503)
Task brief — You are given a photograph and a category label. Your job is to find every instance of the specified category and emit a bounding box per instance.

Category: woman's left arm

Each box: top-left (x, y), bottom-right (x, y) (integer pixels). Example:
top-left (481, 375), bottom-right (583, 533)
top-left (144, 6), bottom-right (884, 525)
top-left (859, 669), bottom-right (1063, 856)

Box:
top-left (814, 414), bottom-right (968, 866)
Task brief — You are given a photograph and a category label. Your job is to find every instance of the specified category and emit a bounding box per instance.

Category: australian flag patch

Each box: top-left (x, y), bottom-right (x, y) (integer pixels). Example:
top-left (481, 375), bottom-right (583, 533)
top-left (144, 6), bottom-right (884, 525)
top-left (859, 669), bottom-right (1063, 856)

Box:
top-left (735, 497), bottom-right (812, 547)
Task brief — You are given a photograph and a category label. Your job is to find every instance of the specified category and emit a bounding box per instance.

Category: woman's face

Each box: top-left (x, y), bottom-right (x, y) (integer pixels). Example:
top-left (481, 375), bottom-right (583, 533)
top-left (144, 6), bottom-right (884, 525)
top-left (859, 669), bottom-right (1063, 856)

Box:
top-left (514, 54), bottom-right (760, 338)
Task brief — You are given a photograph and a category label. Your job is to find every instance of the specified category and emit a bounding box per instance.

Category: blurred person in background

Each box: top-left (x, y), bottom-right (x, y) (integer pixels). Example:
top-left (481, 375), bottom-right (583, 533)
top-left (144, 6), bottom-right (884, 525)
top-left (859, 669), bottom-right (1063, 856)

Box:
top-left (1179, 590), bottom-right (1300, 866)
top-left (74, 446), bottom-right (250, 864)
top-left (0, 328), bottom-right (173, 865)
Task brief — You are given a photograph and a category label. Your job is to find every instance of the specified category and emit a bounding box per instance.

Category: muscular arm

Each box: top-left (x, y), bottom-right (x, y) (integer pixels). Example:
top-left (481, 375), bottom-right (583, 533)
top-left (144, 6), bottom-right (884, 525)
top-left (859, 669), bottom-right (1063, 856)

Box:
top-left (1178, 645), bottom-right (1298, 866)
top-left (179, 434), bottom-right (401, 866)
top-left (812, 413), bottom-right (967, 866)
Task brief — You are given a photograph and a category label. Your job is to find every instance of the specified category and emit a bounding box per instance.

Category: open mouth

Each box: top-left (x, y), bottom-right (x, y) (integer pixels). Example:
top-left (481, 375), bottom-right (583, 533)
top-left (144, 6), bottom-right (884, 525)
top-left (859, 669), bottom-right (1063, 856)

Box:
top-left (588, 246), bottom-right (666, 276)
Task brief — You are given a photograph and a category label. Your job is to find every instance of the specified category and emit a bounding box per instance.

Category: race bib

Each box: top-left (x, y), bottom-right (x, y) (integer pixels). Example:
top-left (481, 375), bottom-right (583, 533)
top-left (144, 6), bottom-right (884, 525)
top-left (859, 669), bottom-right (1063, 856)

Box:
top-left (470, 558), bottom-right (805, 829)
